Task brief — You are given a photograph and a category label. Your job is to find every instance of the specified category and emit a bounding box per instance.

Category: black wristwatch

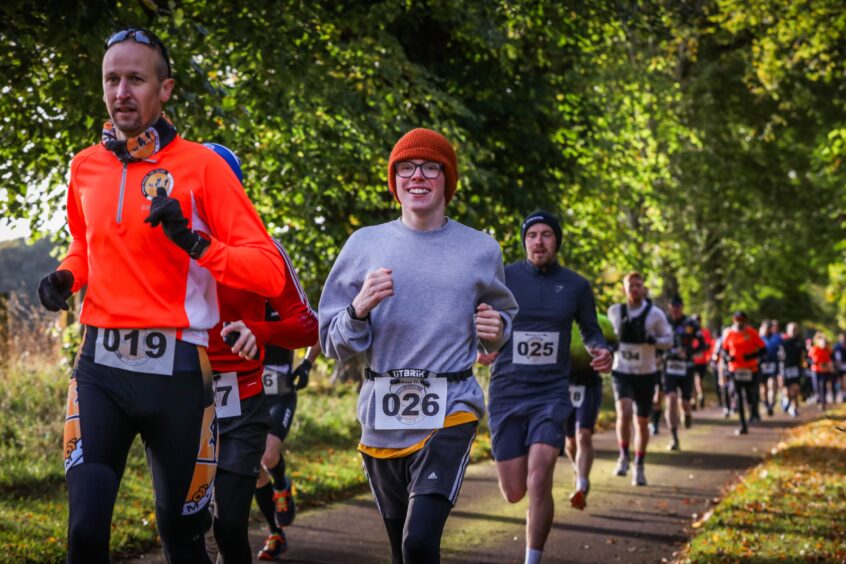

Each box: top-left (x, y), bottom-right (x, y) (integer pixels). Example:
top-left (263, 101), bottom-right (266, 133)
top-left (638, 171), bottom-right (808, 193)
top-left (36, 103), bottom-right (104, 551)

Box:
top-left (346, 303), bottom-right (369, 321)
top-left (187, 234), bottom-right (210, 260)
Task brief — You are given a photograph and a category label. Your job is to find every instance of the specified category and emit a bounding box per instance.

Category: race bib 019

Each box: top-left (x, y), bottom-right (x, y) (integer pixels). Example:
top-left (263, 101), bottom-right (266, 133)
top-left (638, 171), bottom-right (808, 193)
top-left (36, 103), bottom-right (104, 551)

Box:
top-left (569, 385), bottom-right (586, 408)
top-left (734, 369), bottom-right (754, 382)
top-left (665, 360), bottom-right (688, 377)
top-left (373, 377), bottom-right (447, 430)
top-left (213, 372), bottom-right (242, 419)
top-left (513, 331), bottom-right (559, 365)
top-left (94, 328), bottom-right (176, 376)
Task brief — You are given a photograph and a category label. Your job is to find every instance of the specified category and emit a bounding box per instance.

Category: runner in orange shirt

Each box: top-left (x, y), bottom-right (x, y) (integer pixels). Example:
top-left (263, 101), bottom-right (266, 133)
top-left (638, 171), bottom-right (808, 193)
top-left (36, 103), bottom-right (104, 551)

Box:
top-left (720, 312), bottom-right (766, 435)
top-left (37, 31), bottom-right (285, 564)
top-left (808, 333), bottom-right (835, 410)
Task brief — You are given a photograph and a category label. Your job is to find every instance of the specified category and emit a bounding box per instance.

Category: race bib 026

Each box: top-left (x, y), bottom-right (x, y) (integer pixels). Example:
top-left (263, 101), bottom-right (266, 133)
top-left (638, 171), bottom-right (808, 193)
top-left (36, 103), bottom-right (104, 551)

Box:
top-left (512, 331), bottom-right (559, 365)
top-left (213, 372), bottom-right (242, 419)
top-left (373, 377), bottom-right (447, 430)
top-left (94, 328), bottom-right (176, 376)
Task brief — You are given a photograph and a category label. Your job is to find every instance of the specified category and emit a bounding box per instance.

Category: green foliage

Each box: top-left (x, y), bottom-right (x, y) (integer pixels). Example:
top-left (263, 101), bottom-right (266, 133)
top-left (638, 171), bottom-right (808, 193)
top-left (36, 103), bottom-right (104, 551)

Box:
top-left (2, 1), bottom-right (845, 326)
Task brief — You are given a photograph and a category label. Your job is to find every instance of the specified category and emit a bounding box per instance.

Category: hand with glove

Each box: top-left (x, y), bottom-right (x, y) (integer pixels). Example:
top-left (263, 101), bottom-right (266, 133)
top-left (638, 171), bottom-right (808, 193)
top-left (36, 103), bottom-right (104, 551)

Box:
top-left (145, 187), bottom-right (210, 259)
top-left (292, 359), bottom-right (312, 390)
top-left (743, 351), bottom-right (761, 361)
top-left (38, 270), bottom-right (74, 312)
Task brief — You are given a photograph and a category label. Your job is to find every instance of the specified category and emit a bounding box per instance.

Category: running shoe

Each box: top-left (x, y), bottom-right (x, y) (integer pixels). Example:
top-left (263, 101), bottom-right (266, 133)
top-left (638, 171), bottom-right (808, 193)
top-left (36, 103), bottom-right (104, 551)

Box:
top-left (667, 439), bottom-right (680, 451)
top-left (648, 422), bottom-right (659, 436)
top-left (613, 456), bottom-right (629, 477)
top-left (632, 464), bottom-right (647, 486)
top-left (781, 396), bottom-right (790, 413)
top-left (258, 531), bottom-right (288, 561)
top-left (734, 426), bottom-right (749, 435)
top-left (273, 478), bottom-right (296, 527)
top-left (767, 405), bottom-right (774, 417)
top-left (722, 408), bottom-right (731, 419)
top-left (788, 406), bottom-right (798, 417)
top-left (569, 489), bottom-right (587, 510)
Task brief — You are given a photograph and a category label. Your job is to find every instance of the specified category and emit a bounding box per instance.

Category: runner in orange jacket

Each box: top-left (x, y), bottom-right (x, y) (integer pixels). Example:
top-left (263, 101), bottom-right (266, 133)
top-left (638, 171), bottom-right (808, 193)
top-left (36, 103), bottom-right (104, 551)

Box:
top-left (37, 30), bottom-right (285, 564)
top-left (720, 311), bottom-right (766, 435)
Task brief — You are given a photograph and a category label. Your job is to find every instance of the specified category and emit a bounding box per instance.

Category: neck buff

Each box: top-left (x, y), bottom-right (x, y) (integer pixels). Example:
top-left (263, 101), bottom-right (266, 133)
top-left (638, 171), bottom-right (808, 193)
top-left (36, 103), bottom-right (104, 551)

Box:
top-left (102, 113), bottom-right (177, 163)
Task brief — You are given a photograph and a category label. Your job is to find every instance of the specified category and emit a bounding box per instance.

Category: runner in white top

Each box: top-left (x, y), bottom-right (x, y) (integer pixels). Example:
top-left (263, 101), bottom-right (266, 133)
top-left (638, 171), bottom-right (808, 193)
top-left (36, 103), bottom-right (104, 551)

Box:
top-left (607, 272), bottom-right (672, 486)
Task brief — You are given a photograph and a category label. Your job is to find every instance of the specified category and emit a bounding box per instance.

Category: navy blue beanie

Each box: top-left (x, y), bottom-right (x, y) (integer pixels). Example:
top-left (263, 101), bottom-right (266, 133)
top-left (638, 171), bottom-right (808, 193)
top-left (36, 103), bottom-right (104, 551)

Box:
top-left (521, 210), bottom-right (562, 250)
top-left (203, 142), bottom-right (243, 183)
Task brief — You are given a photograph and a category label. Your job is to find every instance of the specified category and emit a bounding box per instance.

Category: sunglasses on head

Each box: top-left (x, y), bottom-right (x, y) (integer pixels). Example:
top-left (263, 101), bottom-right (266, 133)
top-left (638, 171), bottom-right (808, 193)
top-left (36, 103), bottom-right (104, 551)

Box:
top-left (104, 28), bottom-right (172, 77)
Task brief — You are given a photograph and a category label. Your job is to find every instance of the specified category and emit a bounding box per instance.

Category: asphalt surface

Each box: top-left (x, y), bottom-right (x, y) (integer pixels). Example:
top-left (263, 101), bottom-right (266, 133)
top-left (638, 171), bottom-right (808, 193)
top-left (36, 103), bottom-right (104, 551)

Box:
top-left (124, 403), bottom-right (814, 563)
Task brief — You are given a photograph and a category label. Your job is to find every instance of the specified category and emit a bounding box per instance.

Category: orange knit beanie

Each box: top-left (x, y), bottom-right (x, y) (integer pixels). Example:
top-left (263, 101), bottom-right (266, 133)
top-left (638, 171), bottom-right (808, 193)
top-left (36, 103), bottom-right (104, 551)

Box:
top-left (387, 128), bottom-right (458, 203)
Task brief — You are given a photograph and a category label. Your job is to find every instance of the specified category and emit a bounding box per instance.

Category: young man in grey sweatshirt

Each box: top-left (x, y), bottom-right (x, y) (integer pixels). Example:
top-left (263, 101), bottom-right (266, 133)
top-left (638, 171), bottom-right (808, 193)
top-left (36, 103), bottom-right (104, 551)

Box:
top-left (319, 128), bottom-right (518, 564)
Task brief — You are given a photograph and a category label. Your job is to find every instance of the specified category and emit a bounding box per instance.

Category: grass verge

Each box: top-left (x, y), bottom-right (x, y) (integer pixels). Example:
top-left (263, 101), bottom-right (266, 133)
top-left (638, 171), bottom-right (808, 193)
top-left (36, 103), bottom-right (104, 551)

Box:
top-left (680, 404), bottom-right (846, 563)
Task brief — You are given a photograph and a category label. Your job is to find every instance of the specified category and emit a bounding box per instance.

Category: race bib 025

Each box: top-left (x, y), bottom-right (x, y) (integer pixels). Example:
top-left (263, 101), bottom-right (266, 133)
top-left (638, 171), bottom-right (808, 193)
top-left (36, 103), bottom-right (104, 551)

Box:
top-left (512, 331), bottom-right (559, 365)
top-left (94, 328), bottom-right (176, 376)
top-left (373, 377), bottom-right (447, 430)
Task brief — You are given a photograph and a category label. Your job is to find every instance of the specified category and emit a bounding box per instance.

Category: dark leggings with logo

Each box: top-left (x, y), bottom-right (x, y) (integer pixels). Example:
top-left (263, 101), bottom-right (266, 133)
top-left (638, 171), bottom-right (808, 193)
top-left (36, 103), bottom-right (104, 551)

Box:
top-left (65, 349), bottom-right (215, 564)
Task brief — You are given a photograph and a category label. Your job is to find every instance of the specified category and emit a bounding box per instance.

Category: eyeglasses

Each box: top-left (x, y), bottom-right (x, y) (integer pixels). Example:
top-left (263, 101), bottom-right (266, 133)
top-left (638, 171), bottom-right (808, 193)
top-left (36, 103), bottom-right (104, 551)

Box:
top-left (395, 161), bottom-right (443, 179)
top-left (104, 28), bottom-right (172, 77)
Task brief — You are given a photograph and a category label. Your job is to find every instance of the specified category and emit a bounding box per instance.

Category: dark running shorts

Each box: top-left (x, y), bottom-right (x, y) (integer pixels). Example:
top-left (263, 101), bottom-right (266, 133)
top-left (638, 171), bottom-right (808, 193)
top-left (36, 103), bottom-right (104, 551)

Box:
top-left (217, 392), bottom-right (272, 477)
top-left (565, 381), bottom-right (603, 437)
top-left (489, 391), bottom-right (572, 461)
top-left (612, 372), bottom-right (657, 418)
top-left (266, 391), bottom-right (297, 442)
top-left (361, 421), bottom-right (477, 520)
top-left (663, 372), bottom-right (693, 400)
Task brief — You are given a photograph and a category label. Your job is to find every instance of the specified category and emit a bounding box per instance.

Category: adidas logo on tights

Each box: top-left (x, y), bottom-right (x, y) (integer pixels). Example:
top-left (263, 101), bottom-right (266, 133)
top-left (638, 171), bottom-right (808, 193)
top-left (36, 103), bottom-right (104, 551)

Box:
top-left (427, 472), bottom-right (438, 480)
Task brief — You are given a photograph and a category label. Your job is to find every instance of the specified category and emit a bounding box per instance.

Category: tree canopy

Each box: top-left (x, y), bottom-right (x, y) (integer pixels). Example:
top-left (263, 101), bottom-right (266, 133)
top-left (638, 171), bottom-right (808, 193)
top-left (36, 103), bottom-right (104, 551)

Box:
top-left (2, 0), bottom-right (844, 330)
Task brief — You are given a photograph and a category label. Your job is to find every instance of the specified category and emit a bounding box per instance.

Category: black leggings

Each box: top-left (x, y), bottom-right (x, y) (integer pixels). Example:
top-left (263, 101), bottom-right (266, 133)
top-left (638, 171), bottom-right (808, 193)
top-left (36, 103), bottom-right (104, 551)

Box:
top-left (66, 353), bottom-right (215, 564)
top-left (213, 470), bottom-right (257, 563)
top-left (383, 494), bottom-right (452, 564)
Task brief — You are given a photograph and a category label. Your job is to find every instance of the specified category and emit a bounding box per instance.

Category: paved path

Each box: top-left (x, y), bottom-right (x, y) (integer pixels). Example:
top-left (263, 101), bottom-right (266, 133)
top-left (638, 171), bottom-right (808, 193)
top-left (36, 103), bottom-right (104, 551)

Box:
top-left (125, 405), bottom-right (814, 563)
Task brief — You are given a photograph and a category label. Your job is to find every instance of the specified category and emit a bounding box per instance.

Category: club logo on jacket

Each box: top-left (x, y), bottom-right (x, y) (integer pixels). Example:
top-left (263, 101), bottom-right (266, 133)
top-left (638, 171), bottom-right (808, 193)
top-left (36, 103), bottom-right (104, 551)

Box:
top-left (141, 169), bottom-right (174, 200)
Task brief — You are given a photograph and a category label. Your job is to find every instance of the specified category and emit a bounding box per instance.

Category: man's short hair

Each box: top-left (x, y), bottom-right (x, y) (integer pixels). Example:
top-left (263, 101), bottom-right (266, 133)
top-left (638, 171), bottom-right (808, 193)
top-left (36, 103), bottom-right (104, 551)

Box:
top-left (623, 271), bottom-right (643, 285)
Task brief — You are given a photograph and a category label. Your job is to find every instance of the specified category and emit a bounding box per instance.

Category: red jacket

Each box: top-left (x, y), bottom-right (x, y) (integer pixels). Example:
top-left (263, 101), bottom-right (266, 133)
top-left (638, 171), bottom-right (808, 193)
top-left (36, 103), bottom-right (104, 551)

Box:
top-left (59, 136), bottom-right (285, 344)
top-left (207, 240), bottom-right (318, 398)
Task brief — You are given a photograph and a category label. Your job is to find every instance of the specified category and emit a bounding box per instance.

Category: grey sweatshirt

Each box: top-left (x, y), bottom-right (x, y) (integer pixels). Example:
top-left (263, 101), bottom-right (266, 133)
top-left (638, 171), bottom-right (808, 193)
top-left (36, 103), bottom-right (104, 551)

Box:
top-left (319, 218), bottom-right (518, 449)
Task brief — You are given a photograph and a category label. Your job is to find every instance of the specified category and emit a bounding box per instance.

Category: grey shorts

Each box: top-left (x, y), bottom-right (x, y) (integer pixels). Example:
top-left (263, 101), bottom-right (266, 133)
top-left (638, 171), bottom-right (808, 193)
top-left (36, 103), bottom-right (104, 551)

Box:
top-left (361, 421), bottom-right (477, 519)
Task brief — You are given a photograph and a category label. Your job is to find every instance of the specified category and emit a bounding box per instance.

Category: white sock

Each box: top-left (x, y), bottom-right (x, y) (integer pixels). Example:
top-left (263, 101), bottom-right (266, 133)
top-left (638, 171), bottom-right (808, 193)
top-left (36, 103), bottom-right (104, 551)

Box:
top-left (577, 477), bottom-right (589, 492)
top-left (525, 547), bottom-right (543, 564)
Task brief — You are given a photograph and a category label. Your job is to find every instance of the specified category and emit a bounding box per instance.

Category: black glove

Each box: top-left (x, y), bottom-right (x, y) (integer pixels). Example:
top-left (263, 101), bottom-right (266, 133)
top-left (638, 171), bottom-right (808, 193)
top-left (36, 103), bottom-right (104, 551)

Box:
top-left (145, 187), bottom-right (209, 259)
top-left (646, 335), bottom-right (657, 345)
top-left (38, 270), bottom-right (74, 312)
top-left (292, 359), bottom-right (312, 390)
top-left (743, 352), bottom-right (759, 361)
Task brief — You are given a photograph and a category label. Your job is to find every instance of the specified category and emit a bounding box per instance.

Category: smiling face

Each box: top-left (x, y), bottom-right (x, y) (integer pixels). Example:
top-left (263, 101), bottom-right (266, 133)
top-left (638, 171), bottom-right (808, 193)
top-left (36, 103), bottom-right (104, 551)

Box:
top-left (395, 159), bottom-right (446, 219)
top-left (524, 223), bottom-right (557, 268)
top-left (102, 41), bottom-right (174, 140)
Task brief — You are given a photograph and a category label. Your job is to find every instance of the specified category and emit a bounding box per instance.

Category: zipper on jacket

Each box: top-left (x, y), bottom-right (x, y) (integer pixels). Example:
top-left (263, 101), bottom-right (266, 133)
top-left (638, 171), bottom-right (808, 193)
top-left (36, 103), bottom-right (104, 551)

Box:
top-left (116, 162), bottom-right (128, 223)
